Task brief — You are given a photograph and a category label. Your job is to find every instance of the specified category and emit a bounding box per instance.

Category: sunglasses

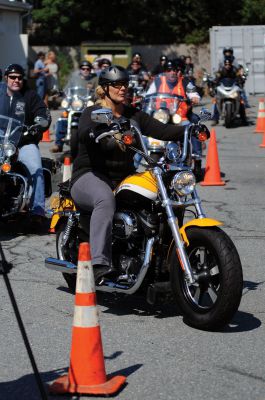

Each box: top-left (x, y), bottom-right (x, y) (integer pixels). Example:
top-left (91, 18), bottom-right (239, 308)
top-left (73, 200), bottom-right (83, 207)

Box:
top-left (8, 75), bottom-right (23, 81)
top-left (110, 81), bottom-right (129, 89)
top-left (81, 67), bottom-right (90, 71)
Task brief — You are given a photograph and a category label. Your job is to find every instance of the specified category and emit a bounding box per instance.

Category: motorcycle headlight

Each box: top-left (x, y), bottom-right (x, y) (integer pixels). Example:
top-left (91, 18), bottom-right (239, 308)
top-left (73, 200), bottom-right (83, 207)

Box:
top-left (230, 92), bottom-right (239, 99)
top-left (71, 98), bottom-right (84, 111)
top-left (172, 113), bottom-right (182, 124)
top-left (3, 143), bottom-right (16, 157)
top-left (171, 171), bottom-right (196, 196)
top-left (61, 98), bottom-right (70, 109)
top-left (153, 109), bottom-right (170, 124)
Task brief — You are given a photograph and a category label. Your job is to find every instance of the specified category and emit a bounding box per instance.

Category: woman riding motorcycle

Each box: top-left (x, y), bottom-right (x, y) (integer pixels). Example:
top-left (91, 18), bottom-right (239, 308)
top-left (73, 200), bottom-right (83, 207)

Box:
top-left (70, 65), bottom-right (186, 283)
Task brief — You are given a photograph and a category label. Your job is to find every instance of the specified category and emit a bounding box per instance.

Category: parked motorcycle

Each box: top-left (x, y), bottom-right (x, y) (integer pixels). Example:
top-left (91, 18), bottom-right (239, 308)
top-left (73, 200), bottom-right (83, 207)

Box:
top-left (214, 78), bottom-right (245, 128)
top-left (0, 114), bottom-right (57, 219)
top-left (59, 86), bottom-right (94, 145)
top-left (45, 107), bottom-right (243, 331)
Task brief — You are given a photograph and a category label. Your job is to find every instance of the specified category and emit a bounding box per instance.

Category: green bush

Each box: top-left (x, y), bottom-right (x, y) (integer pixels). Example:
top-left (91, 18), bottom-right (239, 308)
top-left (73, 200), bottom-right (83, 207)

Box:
top-left (56, 51), bottom-right (73, 88)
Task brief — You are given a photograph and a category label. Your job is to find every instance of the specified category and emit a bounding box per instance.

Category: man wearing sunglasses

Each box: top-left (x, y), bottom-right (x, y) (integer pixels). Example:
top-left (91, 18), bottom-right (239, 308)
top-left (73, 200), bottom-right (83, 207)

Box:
top-left (146, 58), bottom-right (203, 180)
top-left (50, 60), bottom-right (97, 153)
top-left (0, 63), bottom-right (51, 230)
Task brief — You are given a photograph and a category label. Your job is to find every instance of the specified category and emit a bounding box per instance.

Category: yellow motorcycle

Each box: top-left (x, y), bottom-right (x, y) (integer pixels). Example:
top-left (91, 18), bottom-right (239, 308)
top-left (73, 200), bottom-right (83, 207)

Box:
top-left (45, 108), bottom-right (243, 331)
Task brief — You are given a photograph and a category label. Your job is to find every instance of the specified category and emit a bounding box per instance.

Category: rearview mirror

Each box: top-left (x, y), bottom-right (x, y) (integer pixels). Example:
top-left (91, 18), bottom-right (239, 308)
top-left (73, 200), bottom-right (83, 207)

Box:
top-left (34, 116), bottom-right (49, 128)
top-left (91, 108), bottom-right (114, 125)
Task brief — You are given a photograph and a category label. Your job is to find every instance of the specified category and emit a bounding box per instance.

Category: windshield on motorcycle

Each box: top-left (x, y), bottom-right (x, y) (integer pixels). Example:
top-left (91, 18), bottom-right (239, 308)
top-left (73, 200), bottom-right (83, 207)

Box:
top-left (220, 78), bottom-right (237, 88)
top-left (0, 114), bottom-right (23, 147)
top-left (65, 87), bottom-right (90, 99)
top-left (142, 94), bottom-right (179, 115)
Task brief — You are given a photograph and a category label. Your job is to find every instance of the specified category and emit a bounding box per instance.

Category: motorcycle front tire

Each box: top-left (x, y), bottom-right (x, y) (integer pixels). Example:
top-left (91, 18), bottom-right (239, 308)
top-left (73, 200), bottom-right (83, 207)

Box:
top-left (169, 226), bottom-right (243, 331)
top-left (224, 102), bottom-right (233, 128)
top-left (56, 220), bottom-right (77, 293)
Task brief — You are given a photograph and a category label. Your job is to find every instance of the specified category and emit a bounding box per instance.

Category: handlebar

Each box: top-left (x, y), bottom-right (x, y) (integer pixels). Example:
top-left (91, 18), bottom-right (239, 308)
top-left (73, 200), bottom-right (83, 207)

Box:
top-left (95, 130), bottom-right (120, 143)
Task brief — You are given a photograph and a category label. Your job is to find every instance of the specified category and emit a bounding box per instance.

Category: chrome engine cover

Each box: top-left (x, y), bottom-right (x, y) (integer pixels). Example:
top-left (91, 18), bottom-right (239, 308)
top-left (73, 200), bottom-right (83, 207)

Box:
top-left (113, 211), bottom-right (138, 239)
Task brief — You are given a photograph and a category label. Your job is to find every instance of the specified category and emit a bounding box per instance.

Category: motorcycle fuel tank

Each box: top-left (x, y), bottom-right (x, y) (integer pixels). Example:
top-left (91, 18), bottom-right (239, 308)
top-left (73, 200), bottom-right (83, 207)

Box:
top-left (115, 171), bottom-right (158, 205)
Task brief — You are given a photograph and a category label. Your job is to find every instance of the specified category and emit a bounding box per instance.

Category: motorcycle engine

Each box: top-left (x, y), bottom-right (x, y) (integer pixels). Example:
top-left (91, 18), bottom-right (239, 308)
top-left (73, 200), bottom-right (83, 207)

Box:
top-left (113, 211), bottom-right (138, 239)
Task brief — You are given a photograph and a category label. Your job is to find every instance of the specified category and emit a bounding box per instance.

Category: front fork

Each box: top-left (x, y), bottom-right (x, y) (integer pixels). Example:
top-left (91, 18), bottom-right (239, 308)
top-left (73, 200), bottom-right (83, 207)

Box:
top-left (154, 167), bottom-right (195, 284)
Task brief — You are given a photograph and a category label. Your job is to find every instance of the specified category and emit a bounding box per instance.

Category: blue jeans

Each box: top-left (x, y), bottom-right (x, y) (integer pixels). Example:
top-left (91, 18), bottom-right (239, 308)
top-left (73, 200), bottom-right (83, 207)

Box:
top-left (18, 144), bottom-right (45, 216)
top-left (55, 118), bottom-right (67, 148)
top-left (36, 77), bottom-right (47, 100)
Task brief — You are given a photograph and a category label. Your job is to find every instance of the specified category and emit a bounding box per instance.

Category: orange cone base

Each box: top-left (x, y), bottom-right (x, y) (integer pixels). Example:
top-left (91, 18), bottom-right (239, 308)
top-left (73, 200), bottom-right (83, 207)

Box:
top-left (259, 144), bottom-right (265, 148)
top-left (49, 374), bottom-right (126, 395)
top-left (200, 180), bottom-right (225, 186)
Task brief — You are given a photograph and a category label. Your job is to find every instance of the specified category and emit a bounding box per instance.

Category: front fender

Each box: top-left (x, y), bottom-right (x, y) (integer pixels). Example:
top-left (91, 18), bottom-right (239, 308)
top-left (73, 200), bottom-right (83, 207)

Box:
top-left (49, 197), bottom-right (75, 231)
top-left (180, 218), bottom-right (223, 246)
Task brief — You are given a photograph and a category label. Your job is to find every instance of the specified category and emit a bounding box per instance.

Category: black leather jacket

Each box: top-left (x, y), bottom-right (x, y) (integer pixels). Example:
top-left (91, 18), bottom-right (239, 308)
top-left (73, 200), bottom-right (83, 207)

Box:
top-left (0, 82), bottom-right (51, 147)
top-left (71, 104), bottom-right (185, 185)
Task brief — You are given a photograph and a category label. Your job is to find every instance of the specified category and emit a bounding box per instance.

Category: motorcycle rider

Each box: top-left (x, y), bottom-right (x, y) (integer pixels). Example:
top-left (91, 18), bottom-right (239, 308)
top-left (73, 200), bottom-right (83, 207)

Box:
top-left (0, 64), bottom-right (51, 229)
top-left (146, 58), bottom-right (203, 179)
top-left (70, 65), bottom-right (186, 283)
top-left (151, 55), bottom-right (168, 77)
top-left (50, 60), bottom-right (97, 153)
top-left (211, 56), bottom-right (248, 126)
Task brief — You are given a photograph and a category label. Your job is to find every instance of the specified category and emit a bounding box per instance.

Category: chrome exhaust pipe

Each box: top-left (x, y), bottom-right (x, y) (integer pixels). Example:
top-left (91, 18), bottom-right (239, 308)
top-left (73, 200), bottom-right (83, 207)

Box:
top-left (45, 257), bottom-right (77, 274)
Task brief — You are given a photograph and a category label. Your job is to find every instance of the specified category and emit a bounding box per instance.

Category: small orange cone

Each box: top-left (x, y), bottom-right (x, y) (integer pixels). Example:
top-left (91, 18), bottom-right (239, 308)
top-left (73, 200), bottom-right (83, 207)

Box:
top-left (62, 156), bottom-right (72, 182)
top-left (254, 98), bottom-right (265, 133)
top-left (49, 242), bottom-right (126, 395)
top-left (200, 129), bottom-right (225, 186)
top-left (41, 129), bottom-right (52, 142)
top-left (259, 125), bottom-right (265, 148)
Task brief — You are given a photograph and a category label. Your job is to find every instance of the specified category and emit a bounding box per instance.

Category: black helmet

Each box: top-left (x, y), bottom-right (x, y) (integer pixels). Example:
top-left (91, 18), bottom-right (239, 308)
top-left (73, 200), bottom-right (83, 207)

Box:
top-left (160, 55), bottom-right (168, 62)
top-left (98, 58), bottom-right (112, 68)
top-left (224, 56), bottom-right (233, 65)
top-left (99, 65), bottom-right (129, 86)
top-left (4, 63), bottom-right (25, 77)
top-left (164, 60), bottom-right (174, 70)
top-left (172, 58), bottom-right (185, 72)
top-left (79, 60), bottom-right (92, 69)
top-left (223, 47), bottom-right (233, 55)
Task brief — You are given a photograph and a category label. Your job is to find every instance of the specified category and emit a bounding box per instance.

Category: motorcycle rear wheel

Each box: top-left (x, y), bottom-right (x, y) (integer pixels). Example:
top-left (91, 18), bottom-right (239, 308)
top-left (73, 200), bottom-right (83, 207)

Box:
top-left (56, 220), bottom-right (77, 293)
top-left (224, 103), bottom-right (233, 128)
top-left (170, 226), bottom-right (243, 331)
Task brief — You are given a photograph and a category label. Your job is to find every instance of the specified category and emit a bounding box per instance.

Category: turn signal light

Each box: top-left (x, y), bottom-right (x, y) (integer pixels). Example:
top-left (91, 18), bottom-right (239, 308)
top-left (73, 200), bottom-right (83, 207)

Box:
top-left (197, 132), bottom-right (208, 142)
top-left (1, 163), bottom-right (11, 173)
top-left (62, 111), bottom-right (68, 118)
top-left (122, 134), bottom-right (133, 145)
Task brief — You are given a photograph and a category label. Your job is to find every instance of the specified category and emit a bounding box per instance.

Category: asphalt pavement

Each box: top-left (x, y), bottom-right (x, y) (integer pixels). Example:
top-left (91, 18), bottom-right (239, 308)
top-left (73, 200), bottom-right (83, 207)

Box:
top-left (0, 96), bottom-right (265, 400)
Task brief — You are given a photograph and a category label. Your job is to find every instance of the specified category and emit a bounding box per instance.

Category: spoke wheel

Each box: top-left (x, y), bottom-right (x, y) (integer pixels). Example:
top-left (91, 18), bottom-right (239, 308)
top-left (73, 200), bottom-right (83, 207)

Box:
top-left (170, 226), bottom-right (243, 330)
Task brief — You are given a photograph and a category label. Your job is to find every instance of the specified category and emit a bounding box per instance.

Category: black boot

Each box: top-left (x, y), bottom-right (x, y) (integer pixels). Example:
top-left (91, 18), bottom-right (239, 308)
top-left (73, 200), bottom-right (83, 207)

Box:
top-left (93, 264), bottom-right (115, 285)
top-left (193, 160), bottom-right (204, 182)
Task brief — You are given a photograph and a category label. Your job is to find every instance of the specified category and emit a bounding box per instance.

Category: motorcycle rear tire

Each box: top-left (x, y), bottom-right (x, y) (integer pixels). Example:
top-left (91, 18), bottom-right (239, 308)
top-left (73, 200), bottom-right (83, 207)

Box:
top-left (224, 103), bottom-right (233, 128)
top-left (169, 226), bottom-right (243, 331)
top-left (56, 220), bottom-right (77, 293)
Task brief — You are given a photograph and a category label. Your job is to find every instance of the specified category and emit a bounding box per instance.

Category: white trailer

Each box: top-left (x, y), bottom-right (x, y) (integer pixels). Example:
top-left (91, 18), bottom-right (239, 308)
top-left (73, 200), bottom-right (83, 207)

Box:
top-left (210, 25), bottom-right (265, 94)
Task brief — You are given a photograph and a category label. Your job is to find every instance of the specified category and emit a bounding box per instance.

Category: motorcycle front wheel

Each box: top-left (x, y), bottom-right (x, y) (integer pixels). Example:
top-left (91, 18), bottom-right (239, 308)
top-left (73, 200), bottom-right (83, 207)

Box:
top-left (224, 102), bottom-right (233, 128)
top-left (56, 220), bottom-right (78, 293)
top-left (169, 226), bottom-right (243, 331)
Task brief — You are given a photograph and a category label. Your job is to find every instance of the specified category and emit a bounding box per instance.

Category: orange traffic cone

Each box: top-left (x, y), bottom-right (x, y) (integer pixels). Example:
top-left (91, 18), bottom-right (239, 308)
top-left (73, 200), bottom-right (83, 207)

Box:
top-left (254, 98), bottom-right (265, 133)
top-left (259, 125), bottom-right (265, 148)
top-left (200, 129), bottom-right (225, 186)
top-left (41, 129), bottom-right (52, 142)
top-left (49, 242), bottom-right (126, 395)
top-left (62, 156), bottom-right (72, 182)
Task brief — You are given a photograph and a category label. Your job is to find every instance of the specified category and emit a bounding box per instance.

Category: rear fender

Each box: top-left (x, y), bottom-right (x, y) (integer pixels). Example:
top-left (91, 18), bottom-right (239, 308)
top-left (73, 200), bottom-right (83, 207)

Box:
top-left (49, 197), bottom-right (75, 230)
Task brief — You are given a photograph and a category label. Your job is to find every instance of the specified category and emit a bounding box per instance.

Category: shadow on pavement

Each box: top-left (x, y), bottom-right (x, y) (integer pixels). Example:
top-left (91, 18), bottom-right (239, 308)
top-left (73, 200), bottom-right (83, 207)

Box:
top-left (0, 363), bottom-right (142, 400)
